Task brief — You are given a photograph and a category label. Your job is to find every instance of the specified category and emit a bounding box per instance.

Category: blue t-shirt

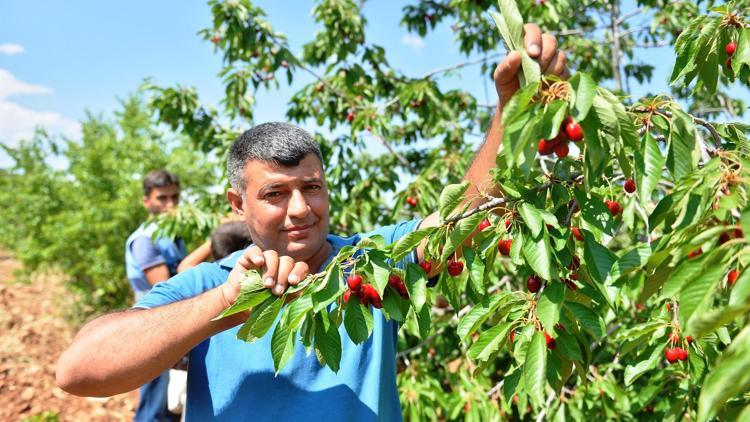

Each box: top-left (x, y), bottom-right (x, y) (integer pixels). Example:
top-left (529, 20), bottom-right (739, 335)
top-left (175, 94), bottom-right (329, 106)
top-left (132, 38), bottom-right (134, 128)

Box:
top-left (135, 219), bottom-right (422, 421)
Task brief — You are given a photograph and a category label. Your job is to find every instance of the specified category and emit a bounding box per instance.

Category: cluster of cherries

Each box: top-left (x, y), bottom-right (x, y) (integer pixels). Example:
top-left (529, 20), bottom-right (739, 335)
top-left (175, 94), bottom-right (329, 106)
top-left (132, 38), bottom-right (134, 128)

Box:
top-left (343, 275), bottom-right (382, 308)
top-left (538, 116), bottom-right (584, 158)
top-left (387, 273), bottom-right (409, 299)
top-left (664, 332), bottom-right (692, 364)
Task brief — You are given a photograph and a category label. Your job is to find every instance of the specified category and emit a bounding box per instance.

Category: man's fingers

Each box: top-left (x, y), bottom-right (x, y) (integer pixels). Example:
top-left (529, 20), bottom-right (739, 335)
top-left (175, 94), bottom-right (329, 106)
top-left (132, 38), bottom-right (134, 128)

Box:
top-left (544, 51), bottom-right (567, 77)
top-left (261, 250), bottom-right (279, 289)
top-left (494, 51), bottom-right (522, 86)
top-left (237, 245), bottom-right (264, 271)
top-left (538, 34), bottom-right (558, 72)
top-left (274, 256), bottom-right (296, 296)
top-left (523, 23), bottom-right (542, 57)
top-left (289, 262), bottom-right (310, 286)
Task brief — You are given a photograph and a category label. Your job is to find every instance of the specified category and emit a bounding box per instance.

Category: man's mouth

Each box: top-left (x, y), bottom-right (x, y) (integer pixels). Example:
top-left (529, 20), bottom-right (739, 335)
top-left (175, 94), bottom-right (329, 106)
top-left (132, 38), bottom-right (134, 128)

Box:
top-left (284, 223), bottom-right (315, 239)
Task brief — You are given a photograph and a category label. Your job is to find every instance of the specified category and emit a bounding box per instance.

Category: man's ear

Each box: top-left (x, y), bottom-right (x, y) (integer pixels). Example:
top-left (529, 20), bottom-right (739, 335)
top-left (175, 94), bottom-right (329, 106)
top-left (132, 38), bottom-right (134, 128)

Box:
top-left (141, 195), bottom-right (149, 209)
top-left (227, 188), bottom-right (245, 217)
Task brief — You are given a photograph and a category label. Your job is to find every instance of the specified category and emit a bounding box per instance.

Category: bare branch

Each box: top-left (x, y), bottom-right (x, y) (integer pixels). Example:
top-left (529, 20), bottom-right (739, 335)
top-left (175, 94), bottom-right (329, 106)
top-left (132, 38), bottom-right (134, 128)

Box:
top-left (616, 7), bottom-right (645, 25)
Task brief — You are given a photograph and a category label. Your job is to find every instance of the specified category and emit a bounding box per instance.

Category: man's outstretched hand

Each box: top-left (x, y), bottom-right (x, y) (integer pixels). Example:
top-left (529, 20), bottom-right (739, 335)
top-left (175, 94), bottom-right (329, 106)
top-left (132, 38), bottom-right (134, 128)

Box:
top-left (494, 23), bottom-right (569, 109)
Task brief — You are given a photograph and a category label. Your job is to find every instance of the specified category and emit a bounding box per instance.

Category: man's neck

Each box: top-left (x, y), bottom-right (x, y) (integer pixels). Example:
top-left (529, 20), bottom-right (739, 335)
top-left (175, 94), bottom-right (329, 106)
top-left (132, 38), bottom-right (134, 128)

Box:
top-left (307, 241), bottom-right (333, 273)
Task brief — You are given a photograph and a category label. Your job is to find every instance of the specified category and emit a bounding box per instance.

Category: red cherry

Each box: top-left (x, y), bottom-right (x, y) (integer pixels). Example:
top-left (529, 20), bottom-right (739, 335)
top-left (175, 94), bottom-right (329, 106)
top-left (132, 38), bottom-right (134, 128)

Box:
top-left (606, 200), bottom-right (622, 216)
top-left (726, 57), bottom-right (733, 69)
top-left (347, 275), bottom-right (363, 291)
top-left (210, 35), bottom-right (221, 43)
top-left (572, 227), bottom-right (584, 242)
top-left (624, 179), bottom-right (636, 194)
top-left (343, 289), bottom-right (352, 304)
top-left (419, 261), bottom-right (432, 274)
top-left (509, 331), bottom-right (515, 343)
top-left (544, 332), bottom-right (556, 349)
top-left (728, 269), bottom-right (740, 285)
top-left (346, 111), bottom-right (355, 122)
top-left (686, 336), bottom-right (693, 344)
top-left (677, 347), bottom-right (688, 361)
top-left (388, 274), bottom-right (402, 287)
top-left (735, 228), bottom-right (744, 238)
top-left (356, 290), bottom-right (370, 307)
top-left (665, 348), bottom-right (679, 363)
top-left (564, 119), bottom-right (584, 142)
top-left (563, 278), bottom-right (578, 290)
top-left (526, 275), bottom-right (542, 293)
top-left (719, 232), bottom-right (732, 245)
top-left (406, 196), bottom-right (418, 207)
top-left (570, 273), bottom-right (579, 280)
top-left (726, 41), bottom-right (737, 56)
top-left (280, 60), bottom-right (289, 68)
top-left (688, 248), bottom-right (702, 259)
top-left (505, 219), bottom-right (512, 230)
top-left (569, 256), bottom-right (580, 270)
top-left (538, 139), bottom-right (555, 155)
top-left (362, 284), bottom-right (382, 308)
top-left (498, 239), bottom-right (512, 256)
top-left (478, 218), bottom-right (491, 231)
top-left (666, 303), bottom-right (671, 312)
top-left (447, 260), bottom-right (464, 277)
top-left (553, 142), bottom-right (569, 159)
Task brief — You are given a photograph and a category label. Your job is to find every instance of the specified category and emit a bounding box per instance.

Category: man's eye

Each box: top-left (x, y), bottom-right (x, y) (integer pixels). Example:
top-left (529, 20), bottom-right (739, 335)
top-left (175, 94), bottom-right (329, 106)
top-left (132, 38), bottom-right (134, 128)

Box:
top-left (265, 192), bottom-right (281, 199)
top-left (305, 185), bottom-right (321, 191)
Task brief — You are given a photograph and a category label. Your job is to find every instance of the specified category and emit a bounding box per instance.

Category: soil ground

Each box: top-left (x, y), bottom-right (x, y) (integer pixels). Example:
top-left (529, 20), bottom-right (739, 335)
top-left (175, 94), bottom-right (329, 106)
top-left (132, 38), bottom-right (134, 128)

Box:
top-left (0, 250), bottom-right (138, 421)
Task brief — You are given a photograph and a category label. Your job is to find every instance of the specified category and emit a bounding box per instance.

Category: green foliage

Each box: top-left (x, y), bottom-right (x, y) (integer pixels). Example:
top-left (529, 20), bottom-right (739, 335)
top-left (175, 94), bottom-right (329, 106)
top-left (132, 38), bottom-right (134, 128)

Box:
top-left (0, 97), bottom-right (216, 320)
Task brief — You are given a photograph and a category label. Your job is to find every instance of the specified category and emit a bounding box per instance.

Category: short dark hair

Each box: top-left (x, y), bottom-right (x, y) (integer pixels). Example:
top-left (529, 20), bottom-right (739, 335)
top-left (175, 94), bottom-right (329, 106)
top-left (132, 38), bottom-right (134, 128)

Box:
top-left (143, 169), bottom-right (180, 196)
top-left (211, 222), bottom-right (253, 260)
top-left (227, 122), bottom-right (323, 194)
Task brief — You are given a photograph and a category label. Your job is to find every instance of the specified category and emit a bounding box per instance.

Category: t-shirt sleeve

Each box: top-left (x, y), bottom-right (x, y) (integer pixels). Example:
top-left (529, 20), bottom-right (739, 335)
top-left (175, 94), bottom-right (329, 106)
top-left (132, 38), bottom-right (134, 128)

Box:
top-left (133, 262), bottom-right (226, 310)
top-left (361, 218), bottom-right (423, 264)
top-left (130, 236), bottom-right (166, 271)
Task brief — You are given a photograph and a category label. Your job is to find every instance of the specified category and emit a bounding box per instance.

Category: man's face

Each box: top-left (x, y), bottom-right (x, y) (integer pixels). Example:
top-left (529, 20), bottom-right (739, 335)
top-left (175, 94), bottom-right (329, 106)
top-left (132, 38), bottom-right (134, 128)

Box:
top-left (229, 154), bottom-right (330, 262)
top-left (142, 184), bottom-right (180, 215)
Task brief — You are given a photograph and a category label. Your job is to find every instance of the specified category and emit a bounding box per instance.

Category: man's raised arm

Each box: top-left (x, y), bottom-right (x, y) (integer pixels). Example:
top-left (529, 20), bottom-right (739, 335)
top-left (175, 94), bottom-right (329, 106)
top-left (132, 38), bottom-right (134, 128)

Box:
top-left (417, 24), bottom-right (567, 264)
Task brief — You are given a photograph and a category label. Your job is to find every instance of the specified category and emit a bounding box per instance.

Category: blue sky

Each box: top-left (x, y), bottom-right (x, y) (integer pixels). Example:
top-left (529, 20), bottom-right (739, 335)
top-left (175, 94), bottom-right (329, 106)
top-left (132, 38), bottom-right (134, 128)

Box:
top-left (0, 0), bottom-right (699, 168)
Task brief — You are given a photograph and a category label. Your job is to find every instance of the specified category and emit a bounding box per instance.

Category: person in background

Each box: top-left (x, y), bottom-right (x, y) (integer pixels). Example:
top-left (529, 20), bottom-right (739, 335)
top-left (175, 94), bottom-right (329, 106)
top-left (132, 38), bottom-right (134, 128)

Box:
top-left (124, 169), bottom-right (210, 422)
top-left (210, 221), bottom-right (253, 261)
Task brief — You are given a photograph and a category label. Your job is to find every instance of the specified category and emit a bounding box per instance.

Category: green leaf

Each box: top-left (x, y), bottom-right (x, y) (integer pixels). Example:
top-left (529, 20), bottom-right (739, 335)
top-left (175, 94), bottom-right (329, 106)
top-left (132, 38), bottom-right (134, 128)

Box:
top-left (468, 322), bottom-right (513, 362)
top-left (343, 298), bottom-right (374, 344)
top-left (522, 232), bottom-right (553, 281)
top-left (491, 0), bottom-right (540, 87)
top-left (624, 343), bottom-right (666, 386)
top-left (391, 227), bottom-right (435, 262)
top-left (314, 312), bottom-right (341, 372)
top-left (667, 109), bottom-right (698, 180)
top-left (442, 212), bottom-right (485, 261)
top-left (523, 331), bottom-right (547, 407)
top-left (214, 269), bottom-right (271, 320)
top-left (729, 268), bottom-right (750, 306)
top-left (281, 294), bottom-right (313, 332)
top-left (438, 182), bottom-right (469, 221)
top-left (582, 231), bottom-right (616, 285)
top-left (368, 250), bottom-right (392, 295)
top-left (565, 302), bottom-right (604, 338)
top-left (519, 202), bottom-right (544, 239)
top-left (237, 296), bottom-right (284, 343)
top-left (698, 326), bottom-right (750, 421)
top-left (679, 261), bottom-right (727, 324)
top-left (501, 81), bottom-right (540, 127)
top-left (405, 263), bottom-right (427, 312)
top-left (312, 265), bottom-right (344, 313)
top-left (457, 293), bottom-right (512, 340)
top-left (271, 319), bottom-right (296, 374)
top-left (464, 247), bottom-right (486, 295)
top-left (686, 303), bottom-right (750, 340)
top-left (634, 131), bottom-right (665, 207)
top-left (569, 72), bottom-right (596, 121)
top-left (536, 282), bottom-right (564, 331)
top-left (540, 101), bottom-right (568, 140)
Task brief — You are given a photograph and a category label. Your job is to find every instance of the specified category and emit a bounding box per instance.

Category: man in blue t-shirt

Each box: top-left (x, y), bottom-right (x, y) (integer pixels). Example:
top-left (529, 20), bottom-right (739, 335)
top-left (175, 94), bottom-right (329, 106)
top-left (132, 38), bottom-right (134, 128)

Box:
top-left (56, 24), bottom-right (565, 420)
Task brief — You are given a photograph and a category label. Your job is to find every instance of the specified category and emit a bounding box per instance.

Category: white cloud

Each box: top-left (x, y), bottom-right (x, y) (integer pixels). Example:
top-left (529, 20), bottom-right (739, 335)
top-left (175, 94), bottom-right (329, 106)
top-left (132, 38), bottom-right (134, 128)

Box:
top-left (400, 34), bottom-right (425, 53)
top-left (0, 68), bottom-right (78, 169)
top-left (0, 69), bottom-right (53, 99)
top-left (0, 100), bottom-right (80, 146)
top-left (0, 43), bottom-right (24, 55)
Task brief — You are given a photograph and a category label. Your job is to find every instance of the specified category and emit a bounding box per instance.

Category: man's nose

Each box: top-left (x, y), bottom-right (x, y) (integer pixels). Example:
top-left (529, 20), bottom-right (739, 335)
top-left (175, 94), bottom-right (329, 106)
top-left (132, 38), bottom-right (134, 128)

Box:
top-left (287, 189), bottom-right (310, 219)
